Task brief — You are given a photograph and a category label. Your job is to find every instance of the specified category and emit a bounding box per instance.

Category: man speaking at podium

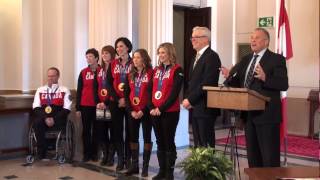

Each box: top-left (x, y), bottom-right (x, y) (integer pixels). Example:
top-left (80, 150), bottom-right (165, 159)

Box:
top-left (221, 28), bottom-right (288, 167)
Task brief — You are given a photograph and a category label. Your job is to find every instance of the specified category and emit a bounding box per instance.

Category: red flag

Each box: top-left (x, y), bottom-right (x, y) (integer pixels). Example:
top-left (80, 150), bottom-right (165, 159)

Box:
top-left (277, 0), bottom-right (293, 60)
top-left (277, 0), bottom-right (293, 144)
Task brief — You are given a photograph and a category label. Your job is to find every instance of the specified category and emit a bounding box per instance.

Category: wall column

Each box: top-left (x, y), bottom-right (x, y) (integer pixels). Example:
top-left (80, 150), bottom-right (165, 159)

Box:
top-left (88, 0), bottom-right (133, 51)
top-left (139, 0), bottom-right (173, 66)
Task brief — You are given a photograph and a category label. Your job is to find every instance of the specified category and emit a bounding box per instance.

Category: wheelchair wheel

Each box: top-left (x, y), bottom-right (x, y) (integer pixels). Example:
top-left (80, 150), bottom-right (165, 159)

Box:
top-left (56, 131), bottom-right (66, 162)
top-left (65, 120), bottom-right (75, 163)
top-left (26, 125), bottom-right (37, 164)
top-left (26, 155), bottom-right (34, 164)
top-left (58, 154), bottom-right (66, 164)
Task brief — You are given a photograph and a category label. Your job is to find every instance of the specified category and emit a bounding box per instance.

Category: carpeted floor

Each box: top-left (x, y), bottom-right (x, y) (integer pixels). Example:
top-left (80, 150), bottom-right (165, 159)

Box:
top-left (216, 134), bottom-right (319, 159)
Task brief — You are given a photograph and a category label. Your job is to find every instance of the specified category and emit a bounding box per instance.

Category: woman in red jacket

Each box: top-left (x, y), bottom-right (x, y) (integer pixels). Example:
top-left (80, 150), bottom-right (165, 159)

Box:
top-left (107, 37), bottom-right (133, 171)
top-left (149, 43), bottom-right (183, 180)
top-left (76, 48), bottom-right (102, 162)
top-left (96, 45), bottom-right (116, 166)
top-left (124, 49), bottom-right (153, 177)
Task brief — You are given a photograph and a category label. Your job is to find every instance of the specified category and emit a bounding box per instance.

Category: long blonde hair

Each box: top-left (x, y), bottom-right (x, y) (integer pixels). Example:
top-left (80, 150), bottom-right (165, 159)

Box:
top-left (157, 42), bottom-right (177, 66)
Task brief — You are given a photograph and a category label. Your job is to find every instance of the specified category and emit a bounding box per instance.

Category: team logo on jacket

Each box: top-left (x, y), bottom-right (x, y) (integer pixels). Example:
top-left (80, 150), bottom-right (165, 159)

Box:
top-left (85, 72), bottom-right (94, 80)
top-left (155, 69), bottom-right (170, 79)
top-left (41, 93), bottom-right (63, 100)
top-left (114, 64), bottom-right (131, 74)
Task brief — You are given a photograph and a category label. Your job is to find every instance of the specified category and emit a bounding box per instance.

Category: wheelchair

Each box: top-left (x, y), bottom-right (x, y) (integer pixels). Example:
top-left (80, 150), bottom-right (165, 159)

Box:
top-left (25, 118), bottom-right (75, 164)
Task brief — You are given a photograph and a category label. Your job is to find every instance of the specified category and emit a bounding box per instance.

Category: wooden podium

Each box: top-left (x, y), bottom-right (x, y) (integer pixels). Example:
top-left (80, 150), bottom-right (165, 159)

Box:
top-left (203, 86), bottom-right (270, 111)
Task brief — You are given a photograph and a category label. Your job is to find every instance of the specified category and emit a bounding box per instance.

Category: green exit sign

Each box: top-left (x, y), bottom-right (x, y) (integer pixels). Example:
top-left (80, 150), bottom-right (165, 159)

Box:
top-left (258, 17), bottom-right (274, 27)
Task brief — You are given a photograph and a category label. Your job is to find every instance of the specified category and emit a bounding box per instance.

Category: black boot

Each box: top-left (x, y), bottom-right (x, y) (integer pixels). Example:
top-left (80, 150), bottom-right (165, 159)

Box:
top-left (152, 151), bottom-right (166, 180)
top-left (124, 141), bottom-right (131, 169)
top-left (106, 144), bottom-right (115, 166)
top-left (165, 151), bottom-right (177, 180)
top-left (115, 142), bottom-right (124, 171)
top-left (100, 144), bottom-right (108, 166)
top-left (141, 143), bottom-right (152, 177)
top-left (125, 143), bottom-right (139, 176)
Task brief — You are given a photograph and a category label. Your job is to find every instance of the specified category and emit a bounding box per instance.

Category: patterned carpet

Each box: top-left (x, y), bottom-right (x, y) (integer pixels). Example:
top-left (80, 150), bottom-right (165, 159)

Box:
top-left (216, 135), bottom-right (319, 159)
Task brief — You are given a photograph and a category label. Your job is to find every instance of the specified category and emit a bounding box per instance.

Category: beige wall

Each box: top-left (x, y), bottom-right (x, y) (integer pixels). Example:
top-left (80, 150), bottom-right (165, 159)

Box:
top-left (287, 0), bottom-right (319, 98)
top-left (216, 0), bottom-right (233, 70)
top-left (89, 0), bottom-right (133, 51)
top-left (287, 98), bottom-right (310, 136)
top-left (0, 0), bottom-right (22, 90)
top-left (0, 0), bottom-right (87, 91)
top-left (236, 0), bottom-right (257, 45)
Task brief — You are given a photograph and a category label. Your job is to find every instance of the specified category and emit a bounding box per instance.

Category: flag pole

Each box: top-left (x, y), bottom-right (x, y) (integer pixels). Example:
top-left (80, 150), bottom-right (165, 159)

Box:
top-left (284, 136), bottom-right (288, 166)
top-left (277, 0), bottom-right (293, 167)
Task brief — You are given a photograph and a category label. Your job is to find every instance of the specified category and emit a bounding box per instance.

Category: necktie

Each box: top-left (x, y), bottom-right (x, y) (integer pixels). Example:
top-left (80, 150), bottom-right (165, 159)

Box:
top-left (244, 54), bottom-right (259, 88)
top-left (193, 53), bottom-right (200, 69)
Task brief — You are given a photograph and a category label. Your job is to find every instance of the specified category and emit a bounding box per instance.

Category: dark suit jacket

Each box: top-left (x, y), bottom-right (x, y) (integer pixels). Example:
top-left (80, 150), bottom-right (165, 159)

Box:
top-left (228, 49), bottom-right (289, 124)
top-left (186, 47), bottom-right (221, 118)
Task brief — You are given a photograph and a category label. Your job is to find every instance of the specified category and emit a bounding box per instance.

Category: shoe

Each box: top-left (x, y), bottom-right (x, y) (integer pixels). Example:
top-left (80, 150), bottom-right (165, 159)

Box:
top-left (152, 151), bottom-right (166, 180)
top-left (91, 155), bottom-right (98, 162)
top-left (82, 156), bottom-right (90, 162)
top-left (100, 155), bottom-right (108, 166)
top-left (141, 143), bottom-right (152, 177)
top-left (115, 143), bottom-right (124, 171)
top-left (165, 151), bottom-right (177, 180)
top-left (106, 144), bottom-right (115, 166)
top-left (37, 149), bottom-right (47, 160)
top-left (125, 143), bottom-right (139, 176)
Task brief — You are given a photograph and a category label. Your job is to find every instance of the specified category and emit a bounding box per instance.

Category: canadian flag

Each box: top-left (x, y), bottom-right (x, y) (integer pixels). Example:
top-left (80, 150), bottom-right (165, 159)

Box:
top-left (277, 0), bottom-right (293, 144)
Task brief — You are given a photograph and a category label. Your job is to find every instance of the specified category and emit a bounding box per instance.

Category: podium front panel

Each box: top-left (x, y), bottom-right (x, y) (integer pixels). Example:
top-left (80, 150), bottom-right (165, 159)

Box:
top-left (206, 90), bottom-right (266, 111)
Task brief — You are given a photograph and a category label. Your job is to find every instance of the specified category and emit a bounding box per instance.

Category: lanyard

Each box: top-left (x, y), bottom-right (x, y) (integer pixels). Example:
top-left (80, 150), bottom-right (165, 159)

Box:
top-left (157, 65), bottom-right (170, 91)
top-left (134, 72), bottom-right (143, 97)
top-left (101, 68), bottom-right (109, 88)
top-left (119, 60), bottom-right (130, 83)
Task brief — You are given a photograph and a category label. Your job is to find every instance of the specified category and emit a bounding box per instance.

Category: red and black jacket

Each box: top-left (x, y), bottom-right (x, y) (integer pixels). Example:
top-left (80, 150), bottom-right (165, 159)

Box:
top-left (76, 65), bottom-right (102, 110)
top-left (148, 64), bottom-right (183, 112)
top-left (107, 58), bottom-right (132, 102)
top-left (124, 68), bottom-right (153, 113)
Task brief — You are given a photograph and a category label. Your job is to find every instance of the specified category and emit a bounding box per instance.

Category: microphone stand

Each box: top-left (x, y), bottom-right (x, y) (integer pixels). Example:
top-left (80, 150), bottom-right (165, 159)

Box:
top-left (221, 76), bottom-right (241, 180)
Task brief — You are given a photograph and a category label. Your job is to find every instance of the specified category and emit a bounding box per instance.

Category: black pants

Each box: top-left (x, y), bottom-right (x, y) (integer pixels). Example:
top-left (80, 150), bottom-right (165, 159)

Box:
top-left (80, 106), bottom-right (99, 159)
top-left (191, 116), bottom-right (216, 147)
top-left (152, 111), bottom-right (179, 152)
top-left (128, 112), bottom-right (152, 143)
top-left (95, 120), bottom-right (112, 149)
top-left (109, 101), bottom-right (130, 158)
top-left (33, 115), bottom-right (66, 156)
top-left (245, 116), bottom-right (280, 167)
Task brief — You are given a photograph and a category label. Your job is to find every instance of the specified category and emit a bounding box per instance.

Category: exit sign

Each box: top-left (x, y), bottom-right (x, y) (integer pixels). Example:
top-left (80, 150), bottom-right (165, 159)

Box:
top-left (258, 17), bottom-right (274, 27)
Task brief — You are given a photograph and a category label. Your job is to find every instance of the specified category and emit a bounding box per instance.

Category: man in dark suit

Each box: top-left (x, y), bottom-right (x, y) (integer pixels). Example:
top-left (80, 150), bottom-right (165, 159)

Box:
top-left (182, 26), bottom-right (221, 147)
top-left (221, 28), bottom-right (288, 167)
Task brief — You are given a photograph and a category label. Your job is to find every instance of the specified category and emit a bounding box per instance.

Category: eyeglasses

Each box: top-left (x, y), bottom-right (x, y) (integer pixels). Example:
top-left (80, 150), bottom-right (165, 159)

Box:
top-left (190, 36), bottom-right (207, 40)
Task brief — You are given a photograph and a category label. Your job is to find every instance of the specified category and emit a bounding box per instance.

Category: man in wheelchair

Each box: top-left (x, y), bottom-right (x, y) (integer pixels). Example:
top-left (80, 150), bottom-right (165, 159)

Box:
top-left (32, 67), bottom-right (72, 159)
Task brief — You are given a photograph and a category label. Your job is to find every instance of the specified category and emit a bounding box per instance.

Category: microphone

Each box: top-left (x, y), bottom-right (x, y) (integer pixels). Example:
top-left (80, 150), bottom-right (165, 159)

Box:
top-left (222, 64), bottom-right (239, 87)
top-left (223, 72), bottom-right (237, 87)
